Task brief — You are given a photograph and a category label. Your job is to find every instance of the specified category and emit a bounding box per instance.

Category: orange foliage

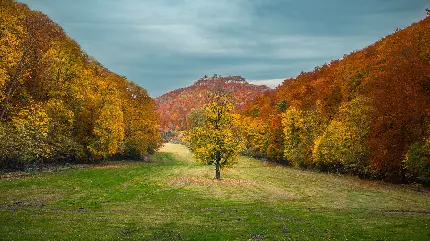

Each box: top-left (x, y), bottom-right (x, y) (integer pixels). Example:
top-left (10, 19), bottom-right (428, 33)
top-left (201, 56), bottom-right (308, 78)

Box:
top-left (242, 15), bottom-right (430, 182)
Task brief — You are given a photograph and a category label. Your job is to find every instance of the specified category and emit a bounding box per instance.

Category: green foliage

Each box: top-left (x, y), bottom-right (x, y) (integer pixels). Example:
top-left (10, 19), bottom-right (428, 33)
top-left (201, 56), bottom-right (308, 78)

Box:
top-left (0, 103), bottom-right (51, 168)
top-left (11, 103), bottom-right (52, 161)
top-left (404, 139), bottom-right (430, 184)
top-left (0, 122), bottom-right (21, 168)
top-left (186, 108), bottom-right (206, 129)
top-left (45, 100), bottom-right (85, 161)
top-left (276, 100), bottom-right (288, 113)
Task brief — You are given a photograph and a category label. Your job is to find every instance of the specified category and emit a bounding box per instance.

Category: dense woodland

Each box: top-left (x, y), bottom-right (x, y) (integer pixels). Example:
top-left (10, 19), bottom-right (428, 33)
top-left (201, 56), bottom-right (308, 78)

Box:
top-left (0, 1), bottom-right (162, 169)
top-left (240, 15), bottom-right (430, 184)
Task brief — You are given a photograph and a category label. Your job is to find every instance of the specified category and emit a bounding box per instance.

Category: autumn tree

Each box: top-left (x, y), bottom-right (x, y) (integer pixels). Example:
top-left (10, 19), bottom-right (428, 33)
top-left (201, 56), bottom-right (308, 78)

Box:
top-left (183, 95), bottom-right (245, 179)
top-left (282, 107), bottom-right (319, 167)
top-left (122, 82), bottom-right (162, 158)
top-left (239, 116), bottom-right (270, 158)
top-left (0, 1), bottom-right (30, 120)
top-left (312, 97), bottom-right (373, 174)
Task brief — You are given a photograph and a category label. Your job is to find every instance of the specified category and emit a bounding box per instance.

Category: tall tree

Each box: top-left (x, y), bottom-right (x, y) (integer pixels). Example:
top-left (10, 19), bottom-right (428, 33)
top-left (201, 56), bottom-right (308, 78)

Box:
top-left (183, 95), bottom-right (245, 179)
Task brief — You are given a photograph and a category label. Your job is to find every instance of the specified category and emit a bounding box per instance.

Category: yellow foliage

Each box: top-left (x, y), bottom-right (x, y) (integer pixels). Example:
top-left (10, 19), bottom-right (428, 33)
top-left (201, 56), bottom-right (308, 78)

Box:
top-left (183, 96), bottom-right (246, 171)
top-left (89, 96), bottom-right (125, 156)
top-left (239, 116), bottom-right (270, 158)
top-left (0, 1), bottom-right (162, 166)
top-left (282, 107), bottom-right (319, 167)
top-left (312, 97), bottom-right (372, 172)
top-left (10, 102), bottom-right (53, 160)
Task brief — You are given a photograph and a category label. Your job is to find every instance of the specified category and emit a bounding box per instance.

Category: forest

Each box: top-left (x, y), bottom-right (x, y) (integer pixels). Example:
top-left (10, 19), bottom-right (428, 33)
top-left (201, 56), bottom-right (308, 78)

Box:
top-left (0, 0), bottom-right (163, 170)
top-left (238, 14), bottom-right (430, 184)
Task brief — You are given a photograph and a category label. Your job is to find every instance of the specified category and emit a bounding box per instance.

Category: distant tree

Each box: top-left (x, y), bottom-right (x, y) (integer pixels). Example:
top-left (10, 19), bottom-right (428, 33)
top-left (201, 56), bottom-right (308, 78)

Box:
top-left (276, 100), bottom-right (288, 113)
top-left (182, 95), bottom-right (245, 179)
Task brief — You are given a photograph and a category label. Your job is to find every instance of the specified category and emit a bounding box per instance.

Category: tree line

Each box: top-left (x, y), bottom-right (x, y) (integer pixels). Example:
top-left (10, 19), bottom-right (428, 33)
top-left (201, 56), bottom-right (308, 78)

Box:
top-left (0, 1), bottom-right (162, 169)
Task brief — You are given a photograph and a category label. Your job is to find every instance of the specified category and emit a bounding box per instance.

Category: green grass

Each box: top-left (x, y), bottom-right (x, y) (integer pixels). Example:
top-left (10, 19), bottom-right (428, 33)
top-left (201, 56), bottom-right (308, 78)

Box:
top-left (1, 143), bottom-right (429, 240)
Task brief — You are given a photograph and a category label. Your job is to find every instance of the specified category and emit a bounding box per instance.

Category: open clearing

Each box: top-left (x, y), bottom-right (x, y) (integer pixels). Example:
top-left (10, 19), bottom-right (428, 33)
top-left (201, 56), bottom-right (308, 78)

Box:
top-left (1, 143), bottom-right (430, 240)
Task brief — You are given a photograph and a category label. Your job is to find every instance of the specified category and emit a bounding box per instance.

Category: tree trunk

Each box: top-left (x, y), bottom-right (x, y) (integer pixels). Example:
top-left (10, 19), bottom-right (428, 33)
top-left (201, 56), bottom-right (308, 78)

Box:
top-left (215, 150), bottom-right (221, 180)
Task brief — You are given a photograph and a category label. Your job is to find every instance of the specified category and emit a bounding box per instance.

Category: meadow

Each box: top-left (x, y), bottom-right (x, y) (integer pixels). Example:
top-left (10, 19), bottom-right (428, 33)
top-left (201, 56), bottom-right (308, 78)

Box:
top-left (1, 143), bottom-right (429, 240)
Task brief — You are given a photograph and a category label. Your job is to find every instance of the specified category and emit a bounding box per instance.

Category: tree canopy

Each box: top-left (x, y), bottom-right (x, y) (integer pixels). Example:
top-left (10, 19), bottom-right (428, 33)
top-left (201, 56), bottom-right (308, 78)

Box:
top-left (183, 95), bottom-right (245, 179)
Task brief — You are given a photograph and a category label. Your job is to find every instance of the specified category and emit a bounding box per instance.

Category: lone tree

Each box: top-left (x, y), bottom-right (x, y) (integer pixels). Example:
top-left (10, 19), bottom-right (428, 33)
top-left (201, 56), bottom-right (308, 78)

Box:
top-left (183, 95), bottom-right (245, 179)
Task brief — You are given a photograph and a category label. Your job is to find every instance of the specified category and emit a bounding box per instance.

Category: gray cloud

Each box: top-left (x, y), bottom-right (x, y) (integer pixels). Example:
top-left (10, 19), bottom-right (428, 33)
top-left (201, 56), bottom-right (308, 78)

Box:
top-left (19, 0), bottom-right (429, 97)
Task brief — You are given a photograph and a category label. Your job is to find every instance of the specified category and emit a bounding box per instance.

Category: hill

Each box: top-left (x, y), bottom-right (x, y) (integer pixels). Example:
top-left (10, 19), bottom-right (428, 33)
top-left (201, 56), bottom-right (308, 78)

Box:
top-left (241, 14), bottom-right (430, 183)
top-left (155, 75), bottom-right (270, 141)
top-left (0, 0), bottom-right (162, 169)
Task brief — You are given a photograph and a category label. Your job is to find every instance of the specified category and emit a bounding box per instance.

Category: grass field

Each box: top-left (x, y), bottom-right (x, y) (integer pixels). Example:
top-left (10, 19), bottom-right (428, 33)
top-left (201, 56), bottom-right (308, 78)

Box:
top-left (1, 143), bottom-right (430, 240)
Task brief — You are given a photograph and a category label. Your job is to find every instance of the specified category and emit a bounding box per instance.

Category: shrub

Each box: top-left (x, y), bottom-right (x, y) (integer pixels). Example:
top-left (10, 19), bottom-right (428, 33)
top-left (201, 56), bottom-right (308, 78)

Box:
top-left (404, 139), bottom-right (430, 185)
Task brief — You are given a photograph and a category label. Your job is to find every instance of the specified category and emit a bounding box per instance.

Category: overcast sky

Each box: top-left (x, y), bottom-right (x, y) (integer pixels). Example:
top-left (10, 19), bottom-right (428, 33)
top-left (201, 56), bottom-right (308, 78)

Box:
top-left (19, 0), bottom-right (429, 97)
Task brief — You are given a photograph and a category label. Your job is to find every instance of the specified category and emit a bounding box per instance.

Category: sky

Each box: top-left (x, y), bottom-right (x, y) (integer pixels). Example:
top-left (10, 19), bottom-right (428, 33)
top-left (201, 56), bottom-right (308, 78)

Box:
top-left (19, 0), bottom-right (429, 97)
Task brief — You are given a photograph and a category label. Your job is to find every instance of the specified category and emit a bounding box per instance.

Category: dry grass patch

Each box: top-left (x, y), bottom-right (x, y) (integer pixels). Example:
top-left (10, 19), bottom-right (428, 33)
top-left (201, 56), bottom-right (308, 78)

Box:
top-left (94, 165), bottom-right (121, 169)
top-left (169, 177), bottom-right (259, 187)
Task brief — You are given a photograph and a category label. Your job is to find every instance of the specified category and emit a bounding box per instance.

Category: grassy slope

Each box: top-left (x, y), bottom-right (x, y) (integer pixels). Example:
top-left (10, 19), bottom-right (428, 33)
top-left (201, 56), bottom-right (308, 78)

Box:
top-left (0, 143), bottom-right (429, 240)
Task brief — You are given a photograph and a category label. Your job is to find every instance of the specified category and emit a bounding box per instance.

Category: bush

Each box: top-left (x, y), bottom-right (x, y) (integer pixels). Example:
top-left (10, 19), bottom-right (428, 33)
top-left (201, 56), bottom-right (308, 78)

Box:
top-left (404, 139), bottom-right (430, 185)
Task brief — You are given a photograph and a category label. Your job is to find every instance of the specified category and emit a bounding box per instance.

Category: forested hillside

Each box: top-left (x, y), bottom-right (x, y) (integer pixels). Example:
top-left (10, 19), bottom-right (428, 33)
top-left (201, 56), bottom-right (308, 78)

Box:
top-left (240, 15), bottom-right (430, 184)
top-left (0, 0), bottom-right (162, 169)
top-left (156, 75), bottom-right (269, 141)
